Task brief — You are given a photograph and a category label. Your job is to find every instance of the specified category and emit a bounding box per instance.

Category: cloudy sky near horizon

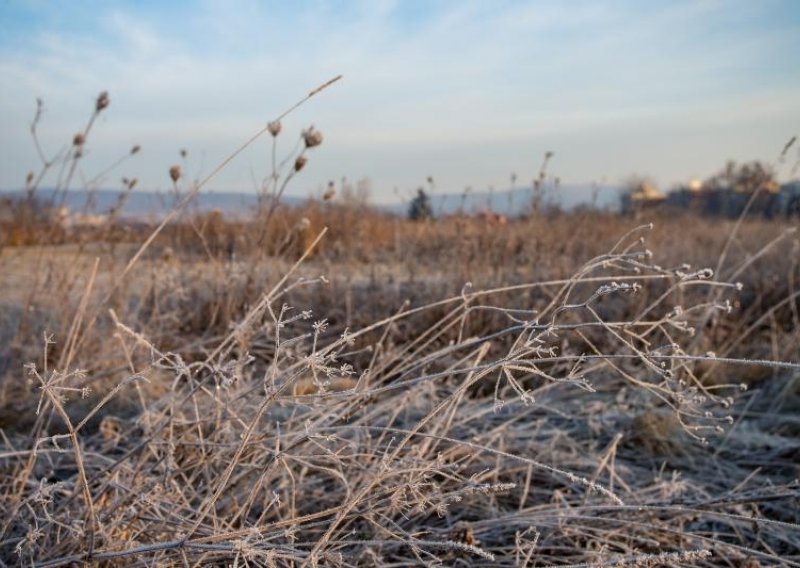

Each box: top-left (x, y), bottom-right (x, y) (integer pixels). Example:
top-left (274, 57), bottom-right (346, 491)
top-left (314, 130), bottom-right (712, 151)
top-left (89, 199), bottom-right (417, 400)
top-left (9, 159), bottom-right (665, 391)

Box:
top-left (1, 0), bottom-right (798, 203)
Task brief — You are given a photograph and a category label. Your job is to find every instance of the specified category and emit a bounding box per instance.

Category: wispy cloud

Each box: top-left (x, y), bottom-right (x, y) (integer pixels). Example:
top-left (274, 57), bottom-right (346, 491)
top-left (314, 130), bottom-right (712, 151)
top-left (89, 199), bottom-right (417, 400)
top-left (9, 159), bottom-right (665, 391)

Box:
top-left (1, 0), bottom-right (798, 201)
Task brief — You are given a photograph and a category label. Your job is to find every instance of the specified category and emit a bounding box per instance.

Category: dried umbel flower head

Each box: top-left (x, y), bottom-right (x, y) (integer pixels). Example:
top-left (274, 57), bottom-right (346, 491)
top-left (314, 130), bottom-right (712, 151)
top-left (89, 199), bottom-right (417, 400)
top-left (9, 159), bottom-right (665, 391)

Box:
top-left (73, 133), bottom-right (85, 147)
top-left (302, 127), bottom-right (323, 148)
top-left (294, 155), bottom-right (308, 172)
top-left (323, 183), bottom-right (336, 201)
top-left (95, 91), bottom-right (110, 112)
top-left (295, 217), bottom-right (311, 232)
top-left (169, 165), bottom-right (182, 183)
top-left (268, 121), bottom-right (282, 137)
top-left (131, 145), bottom-right (141, 155)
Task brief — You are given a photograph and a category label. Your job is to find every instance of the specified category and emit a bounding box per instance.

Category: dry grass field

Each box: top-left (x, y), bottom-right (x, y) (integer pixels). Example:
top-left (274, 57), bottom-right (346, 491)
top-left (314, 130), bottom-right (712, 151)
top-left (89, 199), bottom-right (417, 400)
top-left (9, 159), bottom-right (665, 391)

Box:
top-left (2, 207), bottom-right (799, 567)
top-left (1, 86), bottom-right (799, 566)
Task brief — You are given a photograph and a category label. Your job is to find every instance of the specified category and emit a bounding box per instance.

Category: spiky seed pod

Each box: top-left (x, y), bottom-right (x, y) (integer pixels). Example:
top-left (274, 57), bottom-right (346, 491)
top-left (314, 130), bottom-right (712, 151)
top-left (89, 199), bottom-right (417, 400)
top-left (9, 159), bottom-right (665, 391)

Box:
top-left (302, 127), bottom-right (323, 148)
top-left (73, 133), bottom-right (85, 147)
top-left (268, 121), bottom-right (282, 137)
top-left (294, 155), bottom-right (308, 172)
top-left (169, 165), bottom-right (182, 183)
top-left (95, 91), bottom-right (110, 112)
top-left (131, 145), bottom-right (141, 155)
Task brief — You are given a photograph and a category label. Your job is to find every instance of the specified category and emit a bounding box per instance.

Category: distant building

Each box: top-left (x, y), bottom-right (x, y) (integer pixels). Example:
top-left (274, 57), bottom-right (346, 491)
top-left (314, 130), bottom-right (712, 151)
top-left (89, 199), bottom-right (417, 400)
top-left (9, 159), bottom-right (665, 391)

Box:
top-left (780, 181), bottom-right (800, 217)
top-left (665, 180), bottom-right (783, 218)
top-left (621, 182), bottom-right (666, 215)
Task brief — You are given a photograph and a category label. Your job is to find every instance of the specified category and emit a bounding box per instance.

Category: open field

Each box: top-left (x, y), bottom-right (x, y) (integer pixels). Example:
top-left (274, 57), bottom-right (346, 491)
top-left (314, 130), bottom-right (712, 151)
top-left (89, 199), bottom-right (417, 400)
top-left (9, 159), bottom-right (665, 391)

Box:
top-left (1, 205), bottom-right (799, 566)
top-left (3, 1), bottom-right (800, 563)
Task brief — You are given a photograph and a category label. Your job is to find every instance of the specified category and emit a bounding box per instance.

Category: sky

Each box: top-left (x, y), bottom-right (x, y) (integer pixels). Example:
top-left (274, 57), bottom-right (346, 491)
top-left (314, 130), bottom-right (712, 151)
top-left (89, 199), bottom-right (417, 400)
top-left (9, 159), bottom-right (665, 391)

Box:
top-left (1, 0), bottom-right (799, 204)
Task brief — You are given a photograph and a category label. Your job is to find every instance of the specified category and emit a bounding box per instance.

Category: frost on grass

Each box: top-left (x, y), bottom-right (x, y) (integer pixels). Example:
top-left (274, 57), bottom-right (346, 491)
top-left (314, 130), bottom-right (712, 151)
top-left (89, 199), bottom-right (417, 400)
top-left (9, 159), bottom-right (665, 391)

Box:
top-left (3, 224), bottom-right (799, 567)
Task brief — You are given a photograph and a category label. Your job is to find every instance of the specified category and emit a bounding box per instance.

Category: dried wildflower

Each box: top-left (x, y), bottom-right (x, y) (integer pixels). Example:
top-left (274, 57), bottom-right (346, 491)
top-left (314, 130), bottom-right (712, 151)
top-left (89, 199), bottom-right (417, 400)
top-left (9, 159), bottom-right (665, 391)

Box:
top-left (294, 155), bottom-right (307, 172)
top-left (73, 133), bottom-right (85, 147)
top-left (26, 171), bottom-right (34, 185)
top-left (295, 217), bottom-right (311, 232)
top-left (179, 148), bottom-right (187, 159)
top-left (95, 91), bottom-right (110, 112)
top-left (302, 127), bottom-right (323, 148)
top-left (131, 145), bottom-right (141, 155)
top-left (169, 165), bottom-right (181, 183)
top-left (323, 187), bottom-right (335, 201)
top-left (268, 121), bottom-right (282, 137)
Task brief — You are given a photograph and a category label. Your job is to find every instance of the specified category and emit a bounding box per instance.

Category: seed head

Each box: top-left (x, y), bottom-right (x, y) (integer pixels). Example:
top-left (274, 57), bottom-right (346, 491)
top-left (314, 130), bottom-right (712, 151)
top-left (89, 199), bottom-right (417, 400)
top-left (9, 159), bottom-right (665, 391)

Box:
top-left (294, 155), bottom-right (308, 172)
top-left (179, 148), bottom-right (187, 159)
top-left (169, 165), bottom-right (182, 183)
top-left (73, 133), bottom-right (85, 147)
top-left (323, 183), bottom-right (335, 201)
top-left (26, 171), bottom-right (34, 186)
top-left (131, 145), bottom-right (141, 155)
top-left (302, 127), bottom-right (323, 148)
top-left (95, 91), bottom-right (110, 112)
top-left (268, 121), bottom-right (282, 137)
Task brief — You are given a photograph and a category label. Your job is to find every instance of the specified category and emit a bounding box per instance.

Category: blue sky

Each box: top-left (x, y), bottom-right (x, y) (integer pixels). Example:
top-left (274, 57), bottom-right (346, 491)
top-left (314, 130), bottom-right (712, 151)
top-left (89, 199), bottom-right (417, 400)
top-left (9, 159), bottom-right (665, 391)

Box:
top-left (1, 0), bottom-right (798, 203)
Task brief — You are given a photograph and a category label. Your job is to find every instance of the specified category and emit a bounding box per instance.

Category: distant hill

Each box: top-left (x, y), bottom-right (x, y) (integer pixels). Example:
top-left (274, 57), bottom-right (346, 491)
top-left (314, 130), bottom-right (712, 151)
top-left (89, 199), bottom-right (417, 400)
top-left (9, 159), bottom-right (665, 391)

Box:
top-left (1, 183), bottom-right (622, 219)
top-left (386, 183), bottom-right (622, 217)
top-left (0, 188), bottom-right (301, 220)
